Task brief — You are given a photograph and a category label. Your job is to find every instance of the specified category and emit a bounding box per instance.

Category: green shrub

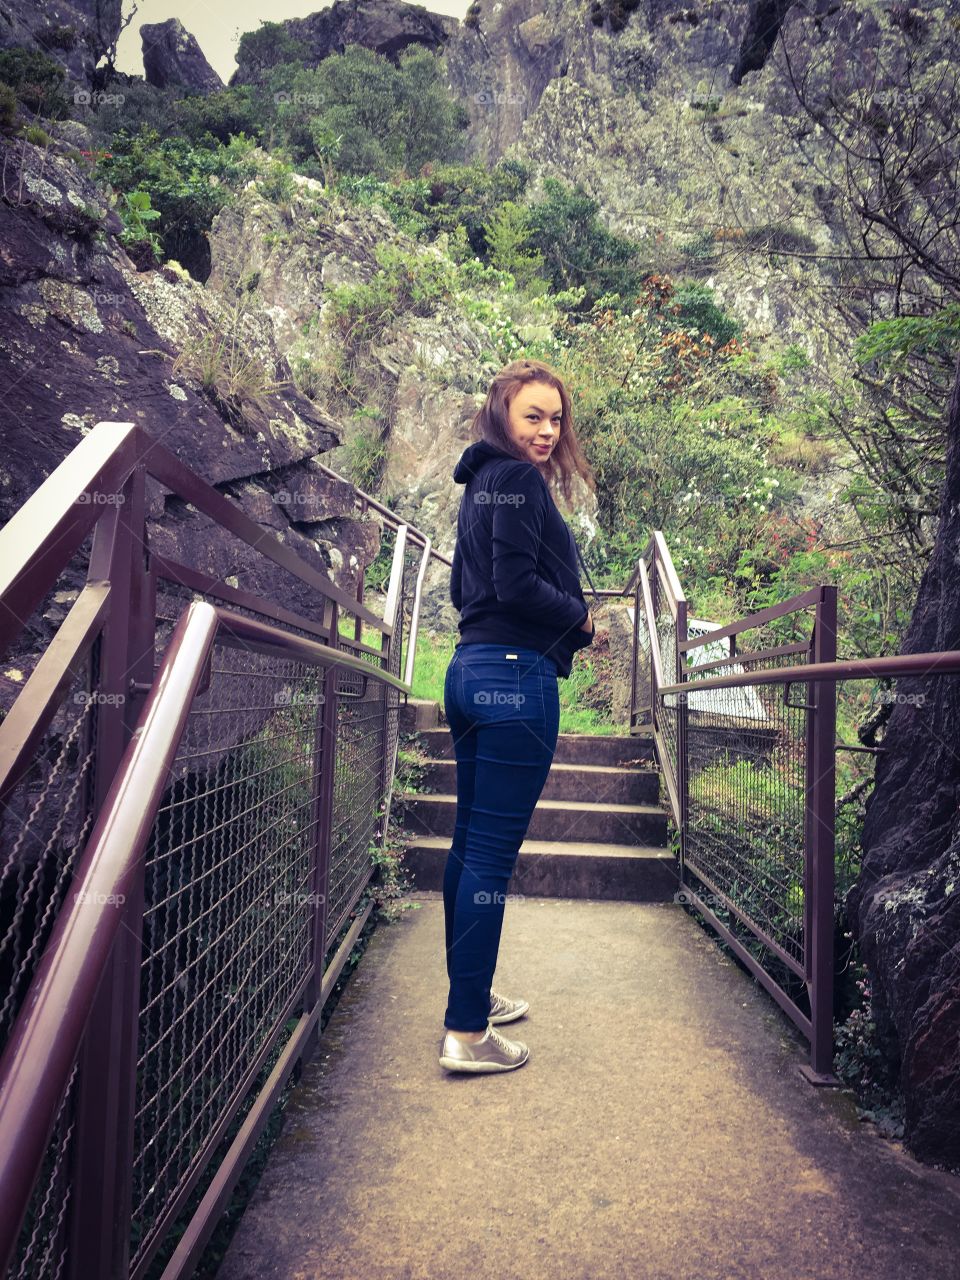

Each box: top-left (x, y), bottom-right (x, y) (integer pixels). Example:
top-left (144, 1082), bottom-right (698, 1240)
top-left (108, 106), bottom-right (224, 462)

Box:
top-left (21, 123), bottom-right (51, 146)
top-left (0, 46), bottom-right (68, 119)
top-left (96, 129), bottom-right (259, 279)
top-left (482, 199), bottom-right (544, 287)
top-left (117, 189), bottom-right (163, 259)
top-left (526, 176), bottom-right (649, 310)
top-left (671, 282), bottom-right (742, 347)
top-left (0, 82), bottom-right (16, 131)
top-left (176, 85), bottom-right (266, 145)
top-left (335, 158), bottom-right (529, 254)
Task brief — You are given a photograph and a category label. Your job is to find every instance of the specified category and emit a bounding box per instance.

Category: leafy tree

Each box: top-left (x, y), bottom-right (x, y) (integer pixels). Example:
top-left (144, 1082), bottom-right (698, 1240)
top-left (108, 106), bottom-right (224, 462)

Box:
top-left (266, 44), bottom-right (468, 179)
top-left (234, 21), bottom-right (307, 82)
top-left (83, 80), bottom-right (177, 146)
top-left (526, 177), bottom-right (649, 310)
top-left (482, 199), bottom-right (544, 288)
top-left (176, 86), bottom-right (266, 146)
top-left (711, 6), bottom-right (960, 577)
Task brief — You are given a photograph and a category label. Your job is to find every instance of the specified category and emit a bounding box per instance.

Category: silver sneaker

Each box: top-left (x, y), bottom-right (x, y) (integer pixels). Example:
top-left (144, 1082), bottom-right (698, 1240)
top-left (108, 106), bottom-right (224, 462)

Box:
top-left (439, 1024), bottom-right (530, 1073)
top-left (488, 990), bottom-right (529, 1024)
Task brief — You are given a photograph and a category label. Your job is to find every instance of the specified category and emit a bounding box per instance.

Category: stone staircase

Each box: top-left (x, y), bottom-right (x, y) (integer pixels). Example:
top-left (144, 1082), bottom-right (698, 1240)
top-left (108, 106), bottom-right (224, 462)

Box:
top-left (395, 698), bottom-right (678, 901)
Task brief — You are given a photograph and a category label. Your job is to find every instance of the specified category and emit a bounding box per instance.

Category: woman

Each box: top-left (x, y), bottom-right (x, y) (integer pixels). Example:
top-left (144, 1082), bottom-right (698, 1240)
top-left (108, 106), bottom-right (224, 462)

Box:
top-left (439, 357), bottom-right (598, 1074)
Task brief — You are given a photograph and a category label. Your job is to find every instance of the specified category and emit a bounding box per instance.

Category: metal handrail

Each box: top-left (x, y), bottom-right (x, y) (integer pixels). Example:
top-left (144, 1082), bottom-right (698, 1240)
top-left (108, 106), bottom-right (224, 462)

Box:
top-left (0, 424), bottom-right (387, 656)
top-left (659, 649), bottom-right (960, 693)
top-left (627, 529), bottom-right (960, 1086)
top-left (0, 599), bottom-right (414, 1276)
top-left (0, 420), bottom-right (451, 1276)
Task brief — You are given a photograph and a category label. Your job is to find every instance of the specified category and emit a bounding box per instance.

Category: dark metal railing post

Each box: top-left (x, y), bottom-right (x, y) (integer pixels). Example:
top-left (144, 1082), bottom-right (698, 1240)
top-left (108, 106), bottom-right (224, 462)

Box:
top-left (68, 465), bottom-right (155, 1278)
top-left (304, 602), bottom-right (339, 1057)
top-left (800, 584), bottom-right (839, 1085)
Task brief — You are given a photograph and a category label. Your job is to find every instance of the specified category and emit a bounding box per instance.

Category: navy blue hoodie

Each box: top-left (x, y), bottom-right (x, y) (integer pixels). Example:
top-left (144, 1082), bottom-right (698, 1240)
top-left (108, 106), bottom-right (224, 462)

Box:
top-left (449, 439), bottom-right (595, 678)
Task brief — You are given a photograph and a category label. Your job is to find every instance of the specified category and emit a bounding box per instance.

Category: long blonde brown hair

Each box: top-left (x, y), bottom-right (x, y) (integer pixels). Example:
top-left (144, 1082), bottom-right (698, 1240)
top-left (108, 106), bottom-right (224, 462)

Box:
top-left (469, 358), bottom-right (596, 509)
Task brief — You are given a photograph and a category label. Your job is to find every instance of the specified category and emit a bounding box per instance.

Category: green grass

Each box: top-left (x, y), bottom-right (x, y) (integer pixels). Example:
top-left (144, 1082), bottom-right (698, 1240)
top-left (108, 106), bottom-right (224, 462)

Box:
top-left (410, 628), bottom-right (458, 700)
top-left (409, 630), bottom-right (620, 735)
top-left (336, 619), bottom-right (621, 734)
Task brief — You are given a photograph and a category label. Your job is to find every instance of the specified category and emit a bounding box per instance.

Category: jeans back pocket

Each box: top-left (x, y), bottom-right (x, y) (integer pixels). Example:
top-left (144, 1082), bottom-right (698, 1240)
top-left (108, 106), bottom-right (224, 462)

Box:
top-left (458, 656), bottom-right (524, 723)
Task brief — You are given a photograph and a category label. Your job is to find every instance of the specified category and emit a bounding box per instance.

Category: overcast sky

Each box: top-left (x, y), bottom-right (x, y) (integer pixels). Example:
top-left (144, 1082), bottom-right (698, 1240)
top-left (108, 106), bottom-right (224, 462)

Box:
top-left (116, 0), bottom-right (469, 83)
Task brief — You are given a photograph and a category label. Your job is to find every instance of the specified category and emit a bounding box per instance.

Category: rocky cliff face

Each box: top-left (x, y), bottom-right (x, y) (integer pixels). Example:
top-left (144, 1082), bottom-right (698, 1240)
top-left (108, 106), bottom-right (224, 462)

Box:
top-left (0, 0), bottom-right (123, 82)
top-left (227, 0), bottom-right (854, 365)
top-left (846, 355), bottom-right (960, 1168)
top-left (0, 133), bottom-right (382, 718)
top-left (442, 0), bottom-right (749, 167)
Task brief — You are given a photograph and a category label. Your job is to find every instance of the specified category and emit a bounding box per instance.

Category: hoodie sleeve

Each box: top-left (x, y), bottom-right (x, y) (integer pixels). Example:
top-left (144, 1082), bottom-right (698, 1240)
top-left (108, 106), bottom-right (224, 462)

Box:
top-left (489, 464), bottom-right (590, 633)
top-left (450, 539), bottom-right (463, 611)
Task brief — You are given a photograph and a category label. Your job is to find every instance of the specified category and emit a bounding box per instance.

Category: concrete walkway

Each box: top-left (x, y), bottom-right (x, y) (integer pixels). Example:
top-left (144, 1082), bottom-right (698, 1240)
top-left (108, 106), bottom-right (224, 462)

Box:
top-left (218, 893), bottom-right (960, 1280)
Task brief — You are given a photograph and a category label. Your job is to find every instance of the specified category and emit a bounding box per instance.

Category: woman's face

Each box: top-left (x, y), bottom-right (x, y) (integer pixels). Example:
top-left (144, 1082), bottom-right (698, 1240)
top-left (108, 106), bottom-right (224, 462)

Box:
top-left (505, 380), bottom-right (562, 466)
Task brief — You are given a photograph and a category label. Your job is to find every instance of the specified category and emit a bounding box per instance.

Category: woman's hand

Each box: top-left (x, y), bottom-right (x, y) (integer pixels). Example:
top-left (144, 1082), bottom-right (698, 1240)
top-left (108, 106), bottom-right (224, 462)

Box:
top-left (580, 609), bottom-right (594, 633)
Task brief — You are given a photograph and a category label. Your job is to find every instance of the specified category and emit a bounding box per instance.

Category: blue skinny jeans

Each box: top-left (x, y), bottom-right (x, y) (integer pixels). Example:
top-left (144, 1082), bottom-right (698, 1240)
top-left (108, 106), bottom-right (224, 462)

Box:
top-left (441, 642), bottom-right (560, 1031)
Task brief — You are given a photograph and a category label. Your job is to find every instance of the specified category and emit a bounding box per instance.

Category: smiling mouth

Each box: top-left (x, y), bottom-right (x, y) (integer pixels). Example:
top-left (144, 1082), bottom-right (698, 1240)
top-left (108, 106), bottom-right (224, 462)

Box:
top-left (533, 443), bottom-right (552, 452)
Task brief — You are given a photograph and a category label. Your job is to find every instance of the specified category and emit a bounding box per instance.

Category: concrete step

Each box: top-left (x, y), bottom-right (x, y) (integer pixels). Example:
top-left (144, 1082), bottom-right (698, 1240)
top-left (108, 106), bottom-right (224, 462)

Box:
top-left (397, 793), bottom-right (670, 846)
top-left (398, 698), bottom-right (440, 733)
top-left (402, 836), bottom-right (678, 901)
top-left (418, 758), bottom-right (661, 805)
top-left (413, 727), bottom-right (655, 767)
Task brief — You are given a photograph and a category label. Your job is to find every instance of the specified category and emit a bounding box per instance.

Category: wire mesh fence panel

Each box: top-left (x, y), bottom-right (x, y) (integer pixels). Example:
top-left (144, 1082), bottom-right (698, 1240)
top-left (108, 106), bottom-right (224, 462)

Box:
top-left (0, 657), bottom-right (99, 1057)
top-left (679, 606), bottom-right (816, 994)
top-left (323, 540), bottom-right (411, 949)
top-left (130, 642), bottom-right (322, 1271)
top-left (8, 1061), bottom-right (80, 1280)
top-left (2, 653), bottom-right (101, 1279)
top-left (0, 439), bottom-right (426, 1279)
top-left (632, 587), bottom-right (652, 727)
top-left (654, 578), bottom-right (680, 796)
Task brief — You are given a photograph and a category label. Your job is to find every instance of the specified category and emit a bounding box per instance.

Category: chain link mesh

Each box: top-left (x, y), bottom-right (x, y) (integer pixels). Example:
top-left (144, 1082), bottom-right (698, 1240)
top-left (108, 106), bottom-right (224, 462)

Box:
top-left (680, 609), bottom-right (815, 972)
top-left (3, 658), bottom-right (99, 1280)
top-left (2, 484), bottom-right (417, 1277)
top-left (9, 1060), bottom-right (80, 1280)
top-left (130, 641), bottom-right (322, 1269)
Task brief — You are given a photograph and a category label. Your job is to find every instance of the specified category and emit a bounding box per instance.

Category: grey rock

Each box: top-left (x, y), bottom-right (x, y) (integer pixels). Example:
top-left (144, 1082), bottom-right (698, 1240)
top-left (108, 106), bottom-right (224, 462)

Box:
top-left (0, 133), bottom-right (377, 729)
top-left (140, 18), bottom-right (224, 94)
top-left (847, 352), bottom-right (960, 1169)
top-left (231, 0), bottom-right (457, 85)
top-left (0, 0), bottom-right (123, 83)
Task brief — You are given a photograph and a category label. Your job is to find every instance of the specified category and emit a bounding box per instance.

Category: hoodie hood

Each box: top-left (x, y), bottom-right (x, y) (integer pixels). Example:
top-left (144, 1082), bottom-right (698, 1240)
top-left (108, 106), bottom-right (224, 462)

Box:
top-left (453, 439), bottom-right (517, 484)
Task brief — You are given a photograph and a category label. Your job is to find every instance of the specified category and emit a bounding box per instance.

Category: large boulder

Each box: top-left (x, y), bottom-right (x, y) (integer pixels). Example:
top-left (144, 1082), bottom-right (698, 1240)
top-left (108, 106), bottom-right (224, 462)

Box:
top-left (846, 353), bottom-right (960, 1169)
top-left (230, 0), bottom-right (456, 85)
top-left (140, 18), bottom-right (224, 94)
